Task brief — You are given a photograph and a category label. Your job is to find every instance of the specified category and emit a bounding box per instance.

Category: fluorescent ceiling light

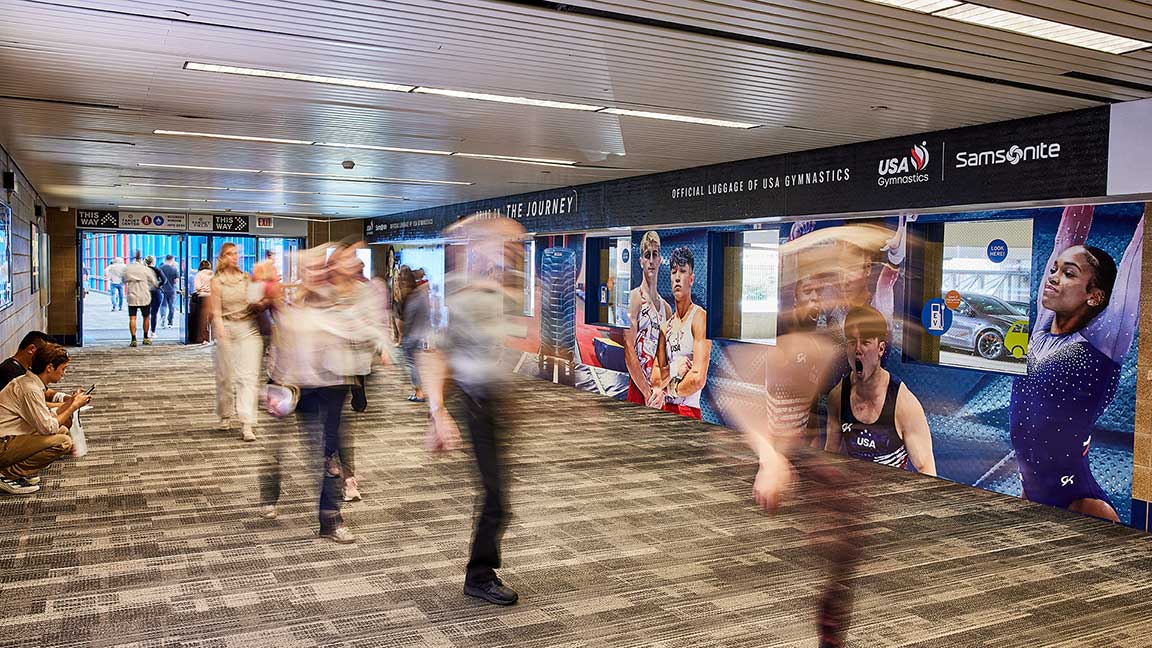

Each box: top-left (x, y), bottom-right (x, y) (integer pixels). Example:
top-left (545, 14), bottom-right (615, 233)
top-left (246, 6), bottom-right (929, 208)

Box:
top-left (121, 195), bottom-right (360, 208)
top-left (184, 61), bottom-right (761, 128)
top-left (598, 108), bottom-right (761, 129)
top-left (153, 130), bottom-right (313, 145)
top-left (137, 163), bottom-right (258, 173)
top-left (412, 87), bottom-right (605, 111)
top-left (863, 0), bottom-right (960, 11)
top-left (314, 142), bottom-right (453, 155)
top-left (453, 152), bottom-right (577, 165)
top-left (935, 5), bottom-right (1151, 54)
top-left (184, 62), bottom-right (416, 92)
top-left (260, 170), bottom-right (473, 185)
top-left (135, 163), bottom-right (472, 185)
top-left (152, 129), bottom-right (554, 161)
top-left (118, 205), bottom-right (336, 218)
top-left (864, 1), bottom-right (1150, 54)
top-left (116, 205), bottom-right (190, 211)
top-left (126, 183), bottom-right (407, 199)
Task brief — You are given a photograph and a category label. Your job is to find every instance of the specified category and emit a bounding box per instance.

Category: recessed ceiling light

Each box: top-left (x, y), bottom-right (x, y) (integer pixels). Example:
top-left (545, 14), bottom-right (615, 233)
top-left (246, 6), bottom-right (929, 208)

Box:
top-left (862, 0), bottom-right (961, 11)
top-left (121, 195), bottom-right (361, 208)
top-left (314, 142), bottom-right (453, 155)
top-left (259, 170), bottom-right (473, 185)
top-left (126, 183), bottom-right (408, 199)
top-left (597, 108), bottom-right (761, 129)
top-left (184, 62), bottom-right (416, 92)
top-left (863, 0), bottom-right (1151, 54)
top-left (153, 130), bottom-right (314, 145)
top-left (116, 205), bottom-right (191, 211)
top-left (115, 204), bottom-right (339, 218)
top-left (412, 87), bottom-right (605, 111)
top-left (935, 5), bottom-right (1151, 54)
top-left (135, 163), bottom-right (472, 185)
top-left (184, 61), bottom-right (761, 128)
top-left (137, 163), bottom-right (259, 173)
top-left (152, 129), bottom-right (559, 163)
top-left (452, 153), bottom-right (577, 165)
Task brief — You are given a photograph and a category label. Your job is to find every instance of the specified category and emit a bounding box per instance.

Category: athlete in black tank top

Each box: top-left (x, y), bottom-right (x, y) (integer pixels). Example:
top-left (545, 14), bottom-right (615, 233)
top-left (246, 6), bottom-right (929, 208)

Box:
top-left (838, 374), bottom-right (908, 469)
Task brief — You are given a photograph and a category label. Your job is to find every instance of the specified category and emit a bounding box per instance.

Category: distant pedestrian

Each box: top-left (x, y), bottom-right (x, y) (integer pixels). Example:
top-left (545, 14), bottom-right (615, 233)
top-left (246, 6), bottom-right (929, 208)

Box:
top-left (105, 257), bottom-right (127, 311)
top-left (159, 255), bottom-right (180, 328)
top-left (145, 256), bottom-right (165, 337)
top-left (191, 261), bottom-right (213, 344)
top-left (122, 252), bottom-right (157, 347)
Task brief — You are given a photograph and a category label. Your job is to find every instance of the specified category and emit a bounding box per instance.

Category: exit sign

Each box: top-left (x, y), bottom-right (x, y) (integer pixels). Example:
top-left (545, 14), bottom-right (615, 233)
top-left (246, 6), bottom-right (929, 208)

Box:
top-left (256, 216), bottom-right (274, 228)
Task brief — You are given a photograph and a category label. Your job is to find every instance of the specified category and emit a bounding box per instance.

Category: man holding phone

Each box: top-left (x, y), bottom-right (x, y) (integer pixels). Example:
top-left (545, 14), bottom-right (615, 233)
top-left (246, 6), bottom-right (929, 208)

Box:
top-left (0, 343), bottom-right (91, 494)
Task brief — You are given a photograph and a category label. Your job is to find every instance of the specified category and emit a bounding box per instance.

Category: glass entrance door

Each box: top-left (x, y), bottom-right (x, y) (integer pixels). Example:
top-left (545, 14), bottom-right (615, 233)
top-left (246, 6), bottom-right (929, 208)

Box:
top-left (80, 231), bottom-right (185, 346)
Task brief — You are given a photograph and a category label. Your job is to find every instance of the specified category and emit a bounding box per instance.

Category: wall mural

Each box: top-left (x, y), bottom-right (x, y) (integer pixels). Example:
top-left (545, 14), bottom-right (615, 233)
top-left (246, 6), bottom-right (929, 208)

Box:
top-left (500, 203), bottom-right (1143, 526)
top-left (377, 103), bottom-right (1151, 530)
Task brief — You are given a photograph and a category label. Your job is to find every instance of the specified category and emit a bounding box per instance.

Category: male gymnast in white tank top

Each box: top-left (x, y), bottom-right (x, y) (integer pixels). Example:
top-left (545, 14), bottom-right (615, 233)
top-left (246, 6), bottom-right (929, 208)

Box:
top-left (649, 246), bottom-right (711, 420)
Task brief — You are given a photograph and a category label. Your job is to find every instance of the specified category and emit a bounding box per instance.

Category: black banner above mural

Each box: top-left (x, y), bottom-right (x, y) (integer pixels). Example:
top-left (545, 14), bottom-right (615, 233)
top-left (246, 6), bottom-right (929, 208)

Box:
top-left (367, 106), bottom-right (1111, 242)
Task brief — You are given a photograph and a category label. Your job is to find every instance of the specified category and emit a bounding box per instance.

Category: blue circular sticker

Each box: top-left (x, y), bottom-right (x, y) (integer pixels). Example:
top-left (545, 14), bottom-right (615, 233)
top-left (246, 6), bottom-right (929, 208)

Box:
top-left (921, 298), bottom-right (953, 336)
top-left (154, 215), bottom-right (165, 226)
top-left (987, 239), bottom-right (1008, 263)
top-left (621, 248), bottom-right (630, 264)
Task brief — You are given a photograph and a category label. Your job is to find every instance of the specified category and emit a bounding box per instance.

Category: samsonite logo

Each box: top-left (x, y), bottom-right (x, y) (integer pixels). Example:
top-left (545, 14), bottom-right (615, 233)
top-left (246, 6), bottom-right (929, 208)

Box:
top-left (878, 141), bottom-right (931, 187)
top-left (955, 142), bottom-right (1061, 168)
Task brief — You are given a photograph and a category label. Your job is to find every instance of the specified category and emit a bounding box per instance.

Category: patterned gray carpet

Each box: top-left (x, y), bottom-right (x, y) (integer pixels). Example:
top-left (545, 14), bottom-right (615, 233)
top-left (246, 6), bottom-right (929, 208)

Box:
top-left (3, 345), bottom-right (1152, 647)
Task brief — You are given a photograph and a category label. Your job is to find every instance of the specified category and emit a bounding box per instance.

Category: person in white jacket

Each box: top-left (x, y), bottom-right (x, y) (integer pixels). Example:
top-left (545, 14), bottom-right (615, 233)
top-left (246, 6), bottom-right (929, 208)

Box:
top-left (259, 242), bottom-right (391, 544)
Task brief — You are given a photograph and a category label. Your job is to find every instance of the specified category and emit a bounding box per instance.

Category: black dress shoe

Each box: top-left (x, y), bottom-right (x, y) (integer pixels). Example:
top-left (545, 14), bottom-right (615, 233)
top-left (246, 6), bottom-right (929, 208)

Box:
top-left (464, 579), bottom-right (519, 606)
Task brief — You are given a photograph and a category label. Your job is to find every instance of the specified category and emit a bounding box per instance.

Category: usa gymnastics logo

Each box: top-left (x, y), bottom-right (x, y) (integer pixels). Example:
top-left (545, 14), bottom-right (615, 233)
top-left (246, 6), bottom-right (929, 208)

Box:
top-left (878, 141), bottom-right (931, 187)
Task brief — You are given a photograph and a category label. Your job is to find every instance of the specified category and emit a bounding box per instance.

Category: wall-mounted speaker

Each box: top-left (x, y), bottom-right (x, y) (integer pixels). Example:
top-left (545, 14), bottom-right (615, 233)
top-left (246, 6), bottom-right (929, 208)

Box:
top-left (34, 205), bottom-right (42, 218)
top-left (1, 171), bottom-right (13, 193)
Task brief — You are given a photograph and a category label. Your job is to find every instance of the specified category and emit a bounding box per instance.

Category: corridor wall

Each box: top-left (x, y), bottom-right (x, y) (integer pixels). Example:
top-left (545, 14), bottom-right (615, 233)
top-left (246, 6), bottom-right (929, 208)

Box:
top-left (0, 144), bottom-right (49, 353)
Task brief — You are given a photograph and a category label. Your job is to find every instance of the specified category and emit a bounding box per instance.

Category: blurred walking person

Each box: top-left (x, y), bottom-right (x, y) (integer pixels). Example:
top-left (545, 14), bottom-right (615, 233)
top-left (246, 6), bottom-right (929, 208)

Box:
top-left (723, 225), bottom-right (888, 648)
top-left (209, 243), bottom-right (263, 441)
top-left (260, 244), bottom-right (390, 541)
top-left (422, 213), bottom-right (524, 606)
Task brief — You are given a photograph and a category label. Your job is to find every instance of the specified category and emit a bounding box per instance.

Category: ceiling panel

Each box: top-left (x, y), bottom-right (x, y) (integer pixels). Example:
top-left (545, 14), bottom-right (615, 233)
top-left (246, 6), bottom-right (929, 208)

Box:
top-left (0, 0), bottom-right (1149, 220)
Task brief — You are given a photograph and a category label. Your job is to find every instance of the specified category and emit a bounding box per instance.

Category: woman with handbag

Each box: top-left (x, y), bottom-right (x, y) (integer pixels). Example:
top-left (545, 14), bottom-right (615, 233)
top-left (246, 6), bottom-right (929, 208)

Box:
top-left (259, 244), bottom-right (390, 542)
top-left (209, 243), bottom-right (264, 442)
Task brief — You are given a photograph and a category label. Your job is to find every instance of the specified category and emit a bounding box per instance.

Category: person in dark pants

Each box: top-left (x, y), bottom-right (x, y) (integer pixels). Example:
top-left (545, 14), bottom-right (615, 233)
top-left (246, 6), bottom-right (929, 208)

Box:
top-left (145, 256), bottom-right (166, 337)
top-left (158, 255), bottom-right (180, 328)
top-left (422, 213), bottom-right (525, 606)
top-left (260, 244), bottom-right (389, 543)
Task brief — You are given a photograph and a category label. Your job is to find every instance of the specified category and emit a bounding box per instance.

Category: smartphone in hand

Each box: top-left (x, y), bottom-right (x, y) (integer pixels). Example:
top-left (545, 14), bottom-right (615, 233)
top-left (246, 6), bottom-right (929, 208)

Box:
top-left (84, 384), bottom-right (96, 395)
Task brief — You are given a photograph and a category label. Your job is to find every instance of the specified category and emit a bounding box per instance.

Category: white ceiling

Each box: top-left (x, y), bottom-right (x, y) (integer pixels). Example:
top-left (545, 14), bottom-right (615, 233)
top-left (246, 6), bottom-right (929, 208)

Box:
top-left (0, 0), bottom-right (1150, 220)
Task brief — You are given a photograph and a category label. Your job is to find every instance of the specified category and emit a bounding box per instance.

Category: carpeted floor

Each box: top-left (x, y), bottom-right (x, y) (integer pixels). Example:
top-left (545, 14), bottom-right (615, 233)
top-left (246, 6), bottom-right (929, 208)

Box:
top-left (3, 345), bottom-right (1152, 647)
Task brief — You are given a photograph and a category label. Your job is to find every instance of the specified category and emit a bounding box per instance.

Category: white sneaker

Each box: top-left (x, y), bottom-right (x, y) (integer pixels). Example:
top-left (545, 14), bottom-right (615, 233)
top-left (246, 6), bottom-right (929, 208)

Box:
top-left (216, 418), bottom-right (234, 431)
top-left (0, 477), bottom-right (39, 495)
top-left (241, 426), bottom-right (256, 442)
top-left (320, 526), bottom-right (357, 544)
top-left (259, 505), bottom-right (278, 520)
top-left (343, 477), bottom-right (362, 502)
